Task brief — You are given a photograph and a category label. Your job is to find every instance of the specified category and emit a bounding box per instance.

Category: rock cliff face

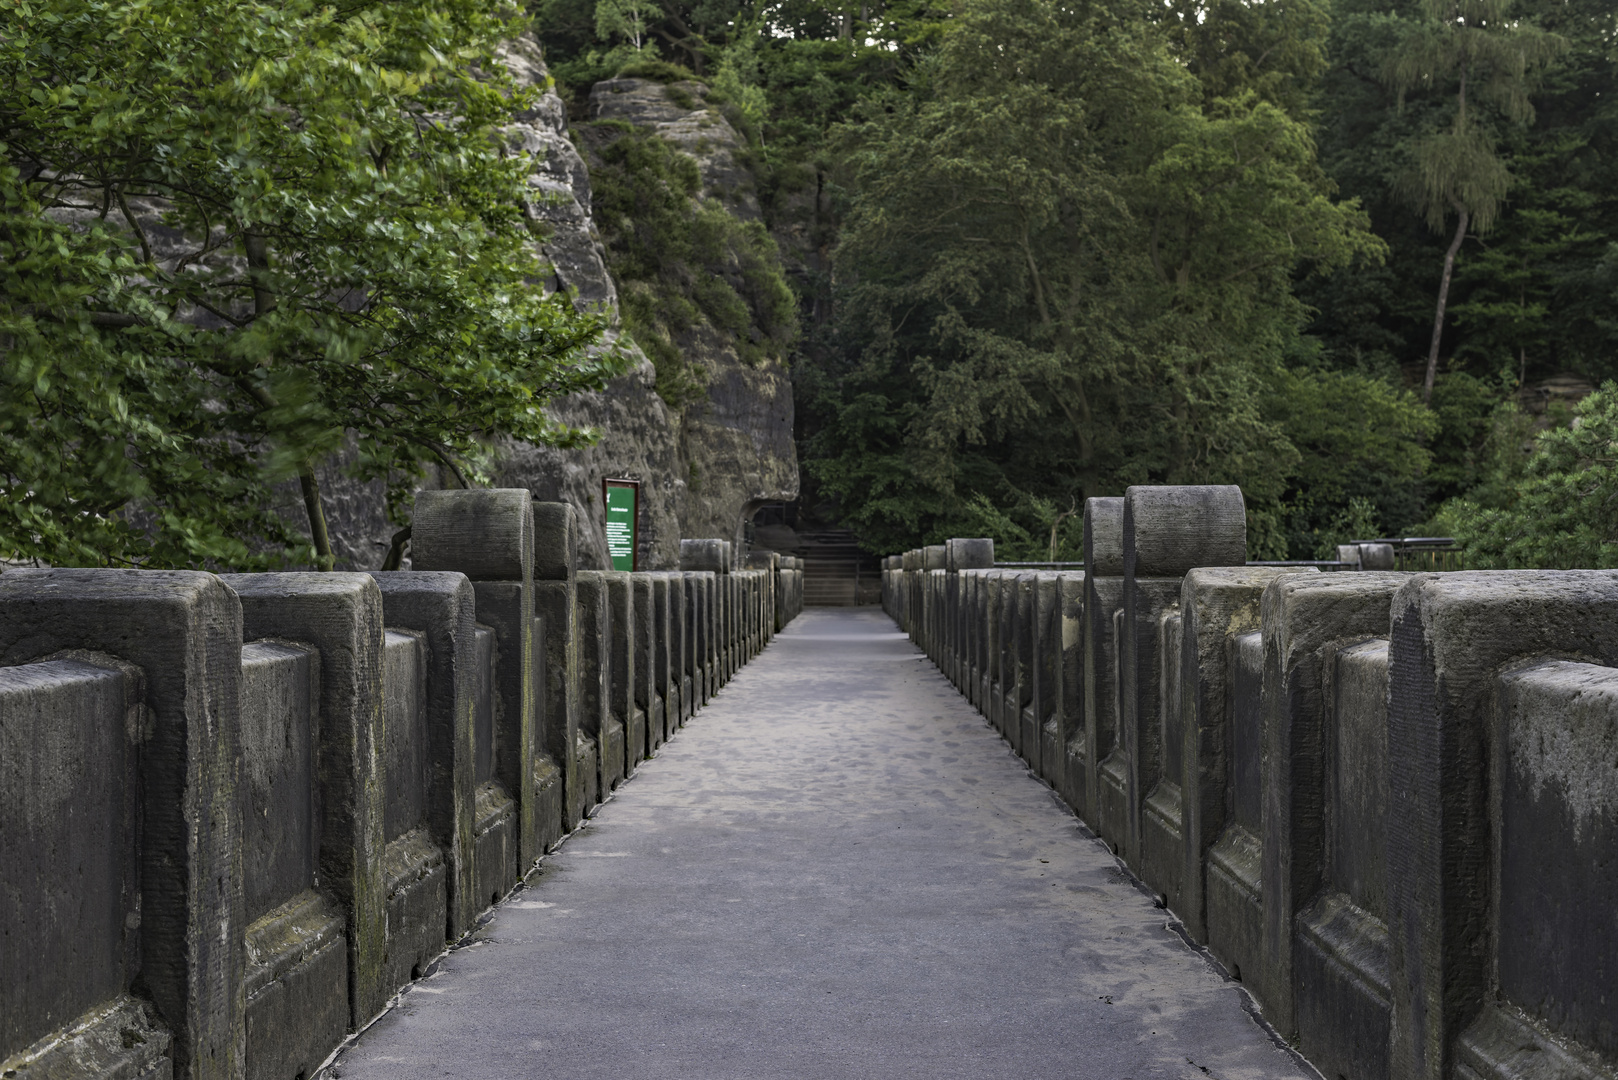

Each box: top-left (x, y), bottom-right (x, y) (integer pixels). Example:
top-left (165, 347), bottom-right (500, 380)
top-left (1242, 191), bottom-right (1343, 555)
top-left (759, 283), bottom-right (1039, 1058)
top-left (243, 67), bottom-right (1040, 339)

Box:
top-left (321, 37), bottom-right (797, 571)
top-left (580, 75), bottom-right (797, 547)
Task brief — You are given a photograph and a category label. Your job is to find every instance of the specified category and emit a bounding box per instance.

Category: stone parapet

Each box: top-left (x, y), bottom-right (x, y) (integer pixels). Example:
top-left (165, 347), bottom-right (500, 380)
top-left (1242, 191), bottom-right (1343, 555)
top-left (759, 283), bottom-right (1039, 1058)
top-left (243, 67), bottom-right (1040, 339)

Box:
top-left (0, 489), bottom-right (800, 1080)
top-left (885, 493), bottom-right (1618, 1080)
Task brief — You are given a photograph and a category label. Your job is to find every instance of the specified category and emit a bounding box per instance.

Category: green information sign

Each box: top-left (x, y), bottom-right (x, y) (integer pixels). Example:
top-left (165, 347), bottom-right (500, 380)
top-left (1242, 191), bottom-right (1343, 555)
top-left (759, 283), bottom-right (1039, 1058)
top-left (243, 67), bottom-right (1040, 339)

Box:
top-left (603, 478), bottom-right (639, 571)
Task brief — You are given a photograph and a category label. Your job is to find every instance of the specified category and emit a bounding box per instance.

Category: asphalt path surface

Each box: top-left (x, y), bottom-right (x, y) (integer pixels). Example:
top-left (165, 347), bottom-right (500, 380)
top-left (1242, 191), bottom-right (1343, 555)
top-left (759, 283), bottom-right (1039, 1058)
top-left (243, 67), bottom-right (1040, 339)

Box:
top-left (329, 607), bottom-right (1316, 1080)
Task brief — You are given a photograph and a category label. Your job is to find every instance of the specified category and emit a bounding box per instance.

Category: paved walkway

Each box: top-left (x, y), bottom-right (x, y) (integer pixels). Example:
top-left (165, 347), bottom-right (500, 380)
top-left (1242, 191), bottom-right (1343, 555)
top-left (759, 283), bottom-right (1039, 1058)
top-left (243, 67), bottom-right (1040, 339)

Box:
top-left (330, 609), bottom-right (1314, 1080)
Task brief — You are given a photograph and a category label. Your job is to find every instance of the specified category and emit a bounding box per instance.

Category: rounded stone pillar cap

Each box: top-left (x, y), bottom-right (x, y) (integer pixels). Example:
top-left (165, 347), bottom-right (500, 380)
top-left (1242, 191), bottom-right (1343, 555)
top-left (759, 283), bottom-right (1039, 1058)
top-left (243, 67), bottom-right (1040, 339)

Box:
top-left (1357, 543), bottom-right (1395, 571)
top-left (1122, 485), bottom-right (1246, 577)
top-left (680, 538), bottom-right (728, 573)
top-left (946, 538), bottom-right (994, 571)
top-left (1084, 497), bottom-right (1125, 577)
top-left (924, 545), bottom-right (948, 571)
top-left (412, 488), bottom-right (534, 582)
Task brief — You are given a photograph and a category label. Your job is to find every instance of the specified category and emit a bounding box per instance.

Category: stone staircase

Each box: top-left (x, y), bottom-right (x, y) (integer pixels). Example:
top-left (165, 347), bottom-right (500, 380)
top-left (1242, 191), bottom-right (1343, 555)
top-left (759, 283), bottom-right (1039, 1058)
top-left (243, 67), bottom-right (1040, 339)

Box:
top-left (797, 529), bottom-right (881, 606)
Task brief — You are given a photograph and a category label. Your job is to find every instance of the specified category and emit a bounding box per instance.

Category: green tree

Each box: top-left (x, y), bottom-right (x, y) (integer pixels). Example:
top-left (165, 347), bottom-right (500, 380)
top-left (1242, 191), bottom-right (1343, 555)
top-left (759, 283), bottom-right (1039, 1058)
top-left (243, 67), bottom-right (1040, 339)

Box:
top-left (1159, 0), bottom-right (1331, 119)
top-left (1440, 381), bottom-right (1618, 567)
top-left (1, 0), bottom-right (618, 570)
top-left (1382, 0), bottom-right (1564, 402)
top-left (809, 0), bottom-right (1380, 556)
top-left (595, 0), bottom-right (656, 48)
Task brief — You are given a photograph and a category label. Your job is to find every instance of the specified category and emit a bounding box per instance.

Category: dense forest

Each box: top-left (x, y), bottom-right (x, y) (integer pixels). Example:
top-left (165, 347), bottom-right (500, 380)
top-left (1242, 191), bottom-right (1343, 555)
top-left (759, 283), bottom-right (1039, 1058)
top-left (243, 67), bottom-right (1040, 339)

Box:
top-left (6, 0), bottom-right (1618, 568)
top-left (541, 0), bottom-right (1618, 564)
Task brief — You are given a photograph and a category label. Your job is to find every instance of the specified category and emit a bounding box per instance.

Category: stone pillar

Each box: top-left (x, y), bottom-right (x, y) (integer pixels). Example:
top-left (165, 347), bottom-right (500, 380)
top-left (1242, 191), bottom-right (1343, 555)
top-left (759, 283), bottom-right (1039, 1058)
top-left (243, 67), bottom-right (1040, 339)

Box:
top-left (530, 501), bottom-right (585, 833)
top-left (631, 574), bottom-right (662, 754)
top-left (650, 573), bottom-right (675, 744)
top-left (983, 570), bottom-right (1004, 730)
top-left (680, 540), bottom-right (725, 693)
top-left (679, 572), bottom-right (698, 719)
top-left (1012, 572), bottom-right (1038, 763)
top-left (1083, 497), bottom-right (1126, 841)
top-left (1386, 571), bottom-right (1618, 1080)
top-left (575, 570), bottom-right (619, 800)
top-left (220, 573), bottom-right (392, 1030)
top-left (1056, 571), bottom-right (1086, 809)
top-left (0, 569), bottom-right (244, 1080)
top-left (1254, 571), bottom-right (1405, 1040)
top-left (1120, 485), bottom-right (1245, 879)
top-left (1174, 566), bottom-right (1307, 946)
top-left (411, 490), bottom-right (557, 858)
top-left (605, 572), bottom-right (641, 778)
top-left (1033, 572), bottom-right (1064, 787)
top-left (365, 572), bottom-right (482, 943)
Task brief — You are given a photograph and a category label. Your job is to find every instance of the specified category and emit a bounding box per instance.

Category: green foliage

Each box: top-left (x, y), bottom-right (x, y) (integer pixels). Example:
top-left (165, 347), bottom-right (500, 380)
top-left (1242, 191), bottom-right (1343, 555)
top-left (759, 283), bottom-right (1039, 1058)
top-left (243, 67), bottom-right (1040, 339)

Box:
top-left (1384, 0), bottom-right (1566, 231)
top-left (1268, 367), bottom-right (1435, 557)
top-left (583, 122), bottom-right (797, 407)
top-left (711, 27), bottom-right (769, 145)
top-left (1440, 382), bottom-right (1618, 567)
top-left (808, 0), bottom-right (1381, 558)
top-left (595, 0), bottom-right (655, 49)
top-left (1159, 0), bottom-right (1332, 118)
top-left (614, 56), bottom-right (697, 82)
top-left (0, 0), bottom-right (619, 569)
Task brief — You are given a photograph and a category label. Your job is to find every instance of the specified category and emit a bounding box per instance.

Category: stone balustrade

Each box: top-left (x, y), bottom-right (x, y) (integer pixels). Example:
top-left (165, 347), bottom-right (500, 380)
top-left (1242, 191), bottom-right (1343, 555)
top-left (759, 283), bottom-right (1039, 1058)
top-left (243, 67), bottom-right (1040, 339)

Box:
top-left (883, 485), bottom-right (1618, 1080)
top-left (0, 491), bottom-right (799, 1080)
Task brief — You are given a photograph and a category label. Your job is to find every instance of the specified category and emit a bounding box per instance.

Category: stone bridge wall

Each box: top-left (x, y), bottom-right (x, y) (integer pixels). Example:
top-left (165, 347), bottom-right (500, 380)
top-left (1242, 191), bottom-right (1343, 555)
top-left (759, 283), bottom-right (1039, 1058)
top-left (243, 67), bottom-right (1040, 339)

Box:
top-left (885, 487), bottom-right (1617, 1080)
top-left (0, 492), bottom-right (804, 1080)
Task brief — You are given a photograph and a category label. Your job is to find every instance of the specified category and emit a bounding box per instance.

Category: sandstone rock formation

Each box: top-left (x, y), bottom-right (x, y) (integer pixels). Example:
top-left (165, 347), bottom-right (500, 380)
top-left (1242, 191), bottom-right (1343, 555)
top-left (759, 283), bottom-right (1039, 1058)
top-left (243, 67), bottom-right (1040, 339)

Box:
top-left (321, 37), bottom-right (797, 571)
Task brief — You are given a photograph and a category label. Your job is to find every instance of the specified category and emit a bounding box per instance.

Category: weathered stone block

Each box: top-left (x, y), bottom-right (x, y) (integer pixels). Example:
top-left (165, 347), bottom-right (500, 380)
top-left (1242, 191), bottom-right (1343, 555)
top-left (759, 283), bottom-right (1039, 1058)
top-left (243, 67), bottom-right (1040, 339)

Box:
top-left (0, 569), bottom-right (243, 1080)
top-left (222, 572), bottom-right (391, 1028)
top-left (377, 631), bottom-right (447, 993)
top-left (1176, 567), bottom-right (1307, 945)
top-left (1293, 639), bottom-right (1391, 1080)
top-left (680, 538), bottom-right (727, 573)
top-left (1459, 657), bottom-right (1617, 1077)
top-left (236, 639), bottom-right (350, 1080)
top-left (1121, 484), bottom-right (1246, 578)
top-left (606, 572), bottom-right (641, 776)
top-left (575, 571), bottom-right (620, 800)
top-left (1206, 630), bottom-right (1263, 994)
top-left (0, 658), bottom-right (170, 1077)
top-left (532, 500), bottom-right (579, 582)
top-left (1256, 572), bottom-right (1404, 1039)
top-left (1387, 572), bottom-right (1618, 1080)
top-left (411, 489), bottom-right (532, 584)
top-left (366, 571), bottom-right (484, 940)
top-left (946, 537), bottom-right (994, 572)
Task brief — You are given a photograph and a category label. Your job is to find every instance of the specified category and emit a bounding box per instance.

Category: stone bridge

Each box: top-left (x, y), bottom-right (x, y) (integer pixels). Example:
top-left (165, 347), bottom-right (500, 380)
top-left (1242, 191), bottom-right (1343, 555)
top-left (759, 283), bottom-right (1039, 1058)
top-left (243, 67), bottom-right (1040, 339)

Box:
top-left (2, 486), bottom-right (1613, 1080)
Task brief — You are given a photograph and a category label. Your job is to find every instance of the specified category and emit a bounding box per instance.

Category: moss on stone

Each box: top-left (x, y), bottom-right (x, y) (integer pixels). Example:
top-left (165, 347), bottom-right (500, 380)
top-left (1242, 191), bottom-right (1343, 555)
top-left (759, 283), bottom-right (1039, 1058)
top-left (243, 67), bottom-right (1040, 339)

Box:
top-left (581, 121), bottom-right (798, 409)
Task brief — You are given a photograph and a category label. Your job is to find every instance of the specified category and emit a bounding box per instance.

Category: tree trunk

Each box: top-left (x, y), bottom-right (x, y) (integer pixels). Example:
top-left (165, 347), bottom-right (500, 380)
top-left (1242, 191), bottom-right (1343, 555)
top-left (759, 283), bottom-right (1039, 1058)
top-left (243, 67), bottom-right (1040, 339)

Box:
top-left (300, 467), bottom-right (336, 571)
top-left (1424, 207), bottom-right (1469, 404)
